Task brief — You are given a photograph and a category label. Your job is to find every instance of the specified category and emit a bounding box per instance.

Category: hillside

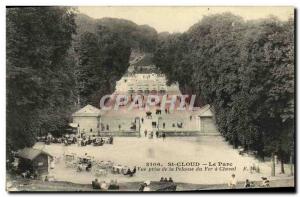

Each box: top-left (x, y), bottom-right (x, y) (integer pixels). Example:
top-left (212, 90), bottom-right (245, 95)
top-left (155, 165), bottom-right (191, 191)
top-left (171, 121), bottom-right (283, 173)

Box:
top-left (75, 14), bottom-right (158, 52)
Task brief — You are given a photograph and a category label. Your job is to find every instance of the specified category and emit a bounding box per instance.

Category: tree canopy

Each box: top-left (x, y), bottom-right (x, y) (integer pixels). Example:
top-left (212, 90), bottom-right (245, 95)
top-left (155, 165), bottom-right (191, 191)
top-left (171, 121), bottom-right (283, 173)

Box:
top-left (7, 7), bottom-right (77, 150)
top-left (6, 9), bottom-right (294, 170)
top-left (153, 13), bottom-right (294, 163)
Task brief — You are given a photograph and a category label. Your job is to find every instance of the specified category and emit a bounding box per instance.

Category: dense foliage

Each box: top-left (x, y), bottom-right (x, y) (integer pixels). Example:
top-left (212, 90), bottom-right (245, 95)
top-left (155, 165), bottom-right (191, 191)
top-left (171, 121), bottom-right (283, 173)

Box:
top-left (154, 13), bottom-right (294, 168)
top-left (75, 27), bottom-right (131, 106)
top-left (74, 15), bottom-right (158, 106)
top-left (6, 8), bottom-right (294, 172)
top-left (7, 7), bottom-right (77, 150)
top-left (75, 14), bottom-right (158, 52)
top-left (6, 9), bottom-right (159, 152)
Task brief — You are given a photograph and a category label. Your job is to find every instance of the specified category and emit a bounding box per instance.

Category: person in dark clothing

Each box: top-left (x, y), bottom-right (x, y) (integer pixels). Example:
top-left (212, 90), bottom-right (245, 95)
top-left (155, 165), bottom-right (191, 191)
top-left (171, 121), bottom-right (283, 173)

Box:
top-left (132, 166), bottom-right (136, 173)
top-left (108, 180), bottom-right (119, 190)
top-left (86, 162), bottom-right (92, 171)
top-left (92, 179), bottom-right (100, 189)
top-left (33, 170), bottom-right (38, 179)
top-left (141, 117), bottom-right (144, 124)
top-left (160, 177), bottom-right (164, 182)
top-left (109, 136), bottom-right (113, 144)
top-left (244, 179), bottom-right (251, 188)
top-left (155, 131), bottom-right (159, 138)
top-left (130, 166), bottom-right (137, 177)
top-left (162, 132), bottom-right (166, 141)
top-left (168, 177), bottom-right (173, 182)
top-left (139, 183), bottom-right (146, 191)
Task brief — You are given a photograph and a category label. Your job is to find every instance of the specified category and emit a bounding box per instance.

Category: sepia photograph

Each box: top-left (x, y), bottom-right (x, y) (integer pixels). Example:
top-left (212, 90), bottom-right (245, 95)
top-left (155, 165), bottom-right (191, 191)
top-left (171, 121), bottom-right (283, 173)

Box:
top-left (5, 6), bottom-right (295, 192)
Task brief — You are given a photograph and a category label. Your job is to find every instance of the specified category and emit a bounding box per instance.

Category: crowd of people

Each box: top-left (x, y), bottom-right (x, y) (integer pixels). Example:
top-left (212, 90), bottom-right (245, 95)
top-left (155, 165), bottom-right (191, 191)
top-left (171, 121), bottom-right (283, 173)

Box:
top-left (37, 133), bottom-right (114, 147)
top-left (160, 177), bottom-right (173, 182)
top-left (138, 178), bottom-right (176, 192)
top-left (37, 134), bottom-right (77, 145)
top-left (123, 166), bottom-right (137, 177)
top-left (143, 129), bottom-right (166, 140)
top-left (78, 135), bottom-right (113, 146)
top-left (77, 155), bottom-right (92, 172)
top-left (228, 174), bottom-right (271, 189)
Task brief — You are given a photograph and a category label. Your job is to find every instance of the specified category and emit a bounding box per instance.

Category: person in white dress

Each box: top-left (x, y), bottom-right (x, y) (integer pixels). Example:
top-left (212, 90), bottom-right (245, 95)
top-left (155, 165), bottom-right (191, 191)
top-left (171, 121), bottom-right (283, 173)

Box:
top-left (228, 174), bottom-right (237, 189)
top-left (143, 180), bottom-right (151, 191)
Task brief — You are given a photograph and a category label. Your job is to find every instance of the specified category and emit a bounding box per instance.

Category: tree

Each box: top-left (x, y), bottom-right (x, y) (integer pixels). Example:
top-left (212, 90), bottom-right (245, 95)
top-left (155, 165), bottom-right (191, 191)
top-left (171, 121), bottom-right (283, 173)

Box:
top-left (75, 25), bottom-right (131, 107)
top-left (6, 7), bottom-right (76, 151)
top-left (154, 13), bottom-right (295, 165)
top-left (75, 14), bottom-right (158, 52)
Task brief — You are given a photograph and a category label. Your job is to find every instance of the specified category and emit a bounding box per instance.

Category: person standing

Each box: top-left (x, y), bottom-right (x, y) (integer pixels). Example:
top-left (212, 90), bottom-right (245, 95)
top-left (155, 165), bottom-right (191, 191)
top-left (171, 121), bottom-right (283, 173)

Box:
top-left (109, 135), bottom-right (113, 144)
top-left (162, 132), bottom-right (166, 141)
top-left (155, 131), bottom-right (159, 138)
top-left (141, 117), bottom-right (144, 124)
top-left (50, 158), bottom-right (55, 169)
top-left (143, 181), bottom-right (151, 191)
top-left (244, 179), bottom-right (251, 188)
top-left (144, 129), bottom-right (147, 137)
top-left (228, 174), bottom-right (237, 189)
top-left (149, 131), bottom-right (153, 139)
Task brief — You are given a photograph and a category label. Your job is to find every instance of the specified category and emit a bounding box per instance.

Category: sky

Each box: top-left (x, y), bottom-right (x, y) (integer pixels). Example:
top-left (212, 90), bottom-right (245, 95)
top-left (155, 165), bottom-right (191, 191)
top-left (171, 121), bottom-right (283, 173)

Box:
top-left (78, 6), bottom-right (294, 33)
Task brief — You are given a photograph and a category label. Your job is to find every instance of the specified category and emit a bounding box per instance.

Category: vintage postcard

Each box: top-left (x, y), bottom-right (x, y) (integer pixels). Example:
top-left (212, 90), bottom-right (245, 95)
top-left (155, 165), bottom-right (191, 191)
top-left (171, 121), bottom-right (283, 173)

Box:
top-left (6, 6), bottom-right (295, 192)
